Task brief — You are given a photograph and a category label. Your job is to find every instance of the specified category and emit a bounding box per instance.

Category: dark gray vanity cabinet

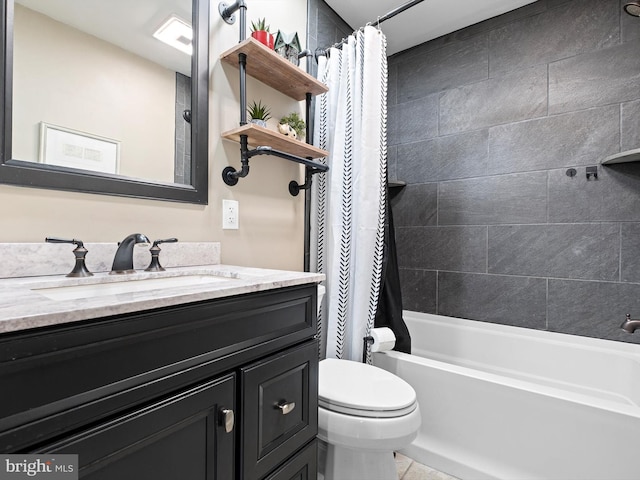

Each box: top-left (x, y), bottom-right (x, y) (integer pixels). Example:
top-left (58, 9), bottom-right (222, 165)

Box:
top-left (0, 284), bottom-right (318, 480)
top-left (264, 440), bottom-right (318, 480)
top-left (35, 375), bottom-right (237, 479)
top-left (241, 342), bottom-right (318, 480)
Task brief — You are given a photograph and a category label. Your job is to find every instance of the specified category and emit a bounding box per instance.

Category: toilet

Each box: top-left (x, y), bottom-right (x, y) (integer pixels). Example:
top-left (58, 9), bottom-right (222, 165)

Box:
top-left (316, 287), bottom-right (421, 480)
top-left (317, 359), bottom-right (421, 479)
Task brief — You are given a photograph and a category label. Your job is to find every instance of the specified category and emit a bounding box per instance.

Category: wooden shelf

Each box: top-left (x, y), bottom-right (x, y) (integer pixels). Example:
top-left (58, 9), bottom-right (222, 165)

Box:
top-left (602, 148), bottom-right (640, 165)
top-left (220, 37), bottom-right (329, 186)
top-left (221, 123), bottom-right (328, 159)
top-left (220, 38), bottom-right (328, 100)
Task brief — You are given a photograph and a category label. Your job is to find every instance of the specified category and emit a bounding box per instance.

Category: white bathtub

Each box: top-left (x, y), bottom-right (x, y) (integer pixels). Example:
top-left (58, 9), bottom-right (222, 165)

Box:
top-left (372, 311), bottom-right (640, 480)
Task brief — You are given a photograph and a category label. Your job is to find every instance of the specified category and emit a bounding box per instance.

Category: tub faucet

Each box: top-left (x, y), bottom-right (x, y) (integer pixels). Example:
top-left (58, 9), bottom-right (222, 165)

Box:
top-left (111, 233), bottom-right (150, 274)
top-left (621, 314), bottom-right (640, 333)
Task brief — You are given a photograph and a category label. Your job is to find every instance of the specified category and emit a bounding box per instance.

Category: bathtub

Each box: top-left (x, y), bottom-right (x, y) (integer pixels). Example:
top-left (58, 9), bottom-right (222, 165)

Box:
top-left (372, 311), bottom-right (640, 480)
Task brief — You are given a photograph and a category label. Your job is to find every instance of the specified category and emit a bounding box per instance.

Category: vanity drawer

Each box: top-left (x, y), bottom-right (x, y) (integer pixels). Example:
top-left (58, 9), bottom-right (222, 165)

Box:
top-left (263, 439), bottom-right (317, 480)
top-left (241, 341), bottom-right (318, 480)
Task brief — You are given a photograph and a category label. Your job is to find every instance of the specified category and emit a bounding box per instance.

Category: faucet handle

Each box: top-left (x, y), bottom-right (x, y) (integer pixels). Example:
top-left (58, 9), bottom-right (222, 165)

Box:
top-left (45, 236), bottom-right (84, 247)
top-left (45, 237), bottom-right (93, 277)
top-left (151, 238), bottom-right (178, 248)
top-left (145, 238), bottom-right (178, 272)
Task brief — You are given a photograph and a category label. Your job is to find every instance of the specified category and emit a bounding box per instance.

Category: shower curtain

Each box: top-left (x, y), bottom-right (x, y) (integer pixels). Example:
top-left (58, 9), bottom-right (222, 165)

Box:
top-left (311, 26), bottom-right (388, 362)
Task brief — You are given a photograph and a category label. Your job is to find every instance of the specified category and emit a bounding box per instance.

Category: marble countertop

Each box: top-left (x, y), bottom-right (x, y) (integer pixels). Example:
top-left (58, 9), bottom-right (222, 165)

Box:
top-left (0, 265), bottom-right (324, 334)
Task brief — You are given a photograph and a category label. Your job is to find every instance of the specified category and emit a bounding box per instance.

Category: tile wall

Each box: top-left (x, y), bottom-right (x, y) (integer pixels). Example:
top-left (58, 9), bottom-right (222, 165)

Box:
top-left (388, 0), bottom-right (640, 344)
top-left (174, 72), bottom-right (191, 185)
top-left (306, 0), bottom-right (353, 81)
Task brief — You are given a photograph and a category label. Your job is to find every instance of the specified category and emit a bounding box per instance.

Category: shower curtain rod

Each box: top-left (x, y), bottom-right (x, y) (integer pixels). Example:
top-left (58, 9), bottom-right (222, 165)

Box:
top-left (316, 0), bottom-right (425, 56)
top-left (373, 0), bottom-right (425, 26)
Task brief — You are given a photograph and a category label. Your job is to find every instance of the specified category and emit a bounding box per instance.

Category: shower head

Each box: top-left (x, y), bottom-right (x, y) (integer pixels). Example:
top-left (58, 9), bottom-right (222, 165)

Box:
top-left (624, 2), bottom-right (640, 17)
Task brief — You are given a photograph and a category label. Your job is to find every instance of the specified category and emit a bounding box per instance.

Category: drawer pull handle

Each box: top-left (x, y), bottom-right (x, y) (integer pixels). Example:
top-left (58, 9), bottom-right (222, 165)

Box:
top-left (220, 408), bottom-right (235, 433)
top-left (277, 401), bottom-right (296, 415)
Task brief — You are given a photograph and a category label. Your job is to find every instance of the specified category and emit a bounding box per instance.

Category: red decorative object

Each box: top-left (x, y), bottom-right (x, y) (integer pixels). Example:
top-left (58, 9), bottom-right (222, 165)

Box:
top-left (251, 30), bottom-right (274, 49)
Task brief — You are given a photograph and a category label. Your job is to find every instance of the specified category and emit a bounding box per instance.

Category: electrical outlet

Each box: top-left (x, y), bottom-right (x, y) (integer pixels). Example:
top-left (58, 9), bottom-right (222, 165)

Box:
top-left (222, 199), bottom-right (239, 230)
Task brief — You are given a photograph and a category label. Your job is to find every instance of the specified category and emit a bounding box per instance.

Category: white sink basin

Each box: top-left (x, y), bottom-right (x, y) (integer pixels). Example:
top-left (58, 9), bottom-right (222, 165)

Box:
top-left (32, 274), bottom-right (232, 301)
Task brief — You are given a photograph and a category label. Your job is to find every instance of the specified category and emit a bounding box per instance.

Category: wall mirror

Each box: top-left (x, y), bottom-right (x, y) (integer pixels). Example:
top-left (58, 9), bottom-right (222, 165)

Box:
top-left (0, 0), bottom-right (209, 204)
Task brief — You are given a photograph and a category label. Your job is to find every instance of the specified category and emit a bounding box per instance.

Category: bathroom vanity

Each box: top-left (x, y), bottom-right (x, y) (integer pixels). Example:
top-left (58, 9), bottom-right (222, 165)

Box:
top-left (0, 265), bottom-right (321, 480)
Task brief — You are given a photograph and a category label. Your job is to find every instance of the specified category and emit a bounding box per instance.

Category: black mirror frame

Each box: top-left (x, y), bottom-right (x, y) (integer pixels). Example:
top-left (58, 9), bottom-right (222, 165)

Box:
top-left (0, 0), bottom-right (209, 204)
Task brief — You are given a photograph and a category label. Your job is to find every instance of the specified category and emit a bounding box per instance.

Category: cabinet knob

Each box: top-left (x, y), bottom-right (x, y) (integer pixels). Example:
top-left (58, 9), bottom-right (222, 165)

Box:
top-left (277, 401), bottom-right (296, 415)
top-left (219, 408), bottom-right (235, 433)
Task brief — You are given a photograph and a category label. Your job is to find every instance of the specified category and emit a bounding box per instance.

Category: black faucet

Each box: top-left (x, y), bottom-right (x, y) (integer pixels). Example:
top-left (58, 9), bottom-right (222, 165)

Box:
top-left (110, 233), bottom-right (150, 274)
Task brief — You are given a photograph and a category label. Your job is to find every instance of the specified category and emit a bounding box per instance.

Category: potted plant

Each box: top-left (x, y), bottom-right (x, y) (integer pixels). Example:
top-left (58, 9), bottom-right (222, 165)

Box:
top-left (247, 100), bottom-right (271, 128)
top-left (280, 112), bottom-right (306, 141)
top-left (250, 18), bottom-right (274, 49)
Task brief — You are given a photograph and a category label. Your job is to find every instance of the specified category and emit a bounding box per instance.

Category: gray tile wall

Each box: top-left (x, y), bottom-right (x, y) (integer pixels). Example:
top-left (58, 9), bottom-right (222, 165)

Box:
top-left (174, 72), bottom-right (191, 185)
top-left (306, 0), bottom-right (353, 139)
top-left (389, 0), bottom-right (640, 344)
top-left (307, 0), bottom-right (353, 79)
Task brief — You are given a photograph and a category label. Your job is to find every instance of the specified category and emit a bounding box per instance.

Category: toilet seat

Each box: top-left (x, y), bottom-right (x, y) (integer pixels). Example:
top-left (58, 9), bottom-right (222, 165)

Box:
top-left (319, 358), bottom-right (417, 418)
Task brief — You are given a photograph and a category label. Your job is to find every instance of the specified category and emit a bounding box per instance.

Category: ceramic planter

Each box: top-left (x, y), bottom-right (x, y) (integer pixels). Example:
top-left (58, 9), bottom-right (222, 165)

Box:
top-left (251, 30), bottom-right (274, 49)
top-left (250, 119), bottom-right (267, 128)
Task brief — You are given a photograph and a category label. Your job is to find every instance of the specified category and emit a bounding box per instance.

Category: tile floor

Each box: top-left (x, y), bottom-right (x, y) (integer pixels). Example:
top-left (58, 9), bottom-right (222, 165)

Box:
top-left (395, 453), bottom-right (460, 480)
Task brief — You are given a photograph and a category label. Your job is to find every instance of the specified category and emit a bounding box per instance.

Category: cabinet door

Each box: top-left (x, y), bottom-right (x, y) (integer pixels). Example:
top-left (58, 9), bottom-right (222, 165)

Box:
top-left (36, 374), bottom-right (236, 480)
top-left (241, 341), bottom-right (318, 480)
top-left (263, 440), bottom-right (317, 480)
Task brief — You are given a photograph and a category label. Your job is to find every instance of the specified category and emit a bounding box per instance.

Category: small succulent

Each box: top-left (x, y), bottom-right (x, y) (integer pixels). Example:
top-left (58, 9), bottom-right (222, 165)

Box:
top-left (247, 100), bottom-right (271, 121)
top-left (280, 112), bottom-right (306, 139)
top-left (250, 18), bottom-right (270, 33)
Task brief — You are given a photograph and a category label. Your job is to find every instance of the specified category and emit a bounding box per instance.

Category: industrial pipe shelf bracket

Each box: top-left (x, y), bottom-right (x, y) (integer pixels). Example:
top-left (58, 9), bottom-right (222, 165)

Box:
top-left (289, 167), bottom-right (314, 197)
top-left (218, 0), bottom-right (246, 26)
top-left (222, 141), bottom-right (328, 194)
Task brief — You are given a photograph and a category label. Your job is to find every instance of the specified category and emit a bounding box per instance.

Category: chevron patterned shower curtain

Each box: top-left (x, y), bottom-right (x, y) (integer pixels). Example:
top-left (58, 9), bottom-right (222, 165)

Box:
top-left (311, 26), bottom-right (388, 362)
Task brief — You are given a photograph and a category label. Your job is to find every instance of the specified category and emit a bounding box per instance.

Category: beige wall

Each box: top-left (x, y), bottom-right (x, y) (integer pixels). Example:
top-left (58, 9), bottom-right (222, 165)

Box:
top-left (0, 0), bottom-right (308, 271)
top-left (13, 5), bottom-right (176, 182)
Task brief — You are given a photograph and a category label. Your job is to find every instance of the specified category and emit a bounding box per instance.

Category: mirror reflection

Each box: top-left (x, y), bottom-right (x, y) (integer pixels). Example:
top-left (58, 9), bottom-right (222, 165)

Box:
top-left (12, 0), bottom-right (193, 184)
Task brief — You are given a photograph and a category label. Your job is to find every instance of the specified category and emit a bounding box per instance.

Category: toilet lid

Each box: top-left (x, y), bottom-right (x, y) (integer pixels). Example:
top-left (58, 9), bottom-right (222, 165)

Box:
top-left (319, 358), bottom-right (417, 418)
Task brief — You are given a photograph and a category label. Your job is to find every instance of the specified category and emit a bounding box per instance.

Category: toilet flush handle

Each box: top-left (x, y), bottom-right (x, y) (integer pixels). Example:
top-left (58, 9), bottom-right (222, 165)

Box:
top-left (277, 400), bottom-right (296, 415)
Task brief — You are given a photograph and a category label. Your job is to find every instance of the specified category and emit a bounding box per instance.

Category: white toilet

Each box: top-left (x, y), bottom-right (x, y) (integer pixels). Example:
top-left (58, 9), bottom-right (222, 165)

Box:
top-left (316, 286), bottom-right (421, 480)
top-left (317, 358), bottom-right (421, 480)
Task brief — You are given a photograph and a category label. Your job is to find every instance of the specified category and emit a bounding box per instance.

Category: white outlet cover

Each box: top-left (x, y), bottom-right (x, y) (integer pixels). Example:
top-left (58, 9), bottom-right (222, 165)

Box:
top-left (222, 199), bottom-right (239, 230)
